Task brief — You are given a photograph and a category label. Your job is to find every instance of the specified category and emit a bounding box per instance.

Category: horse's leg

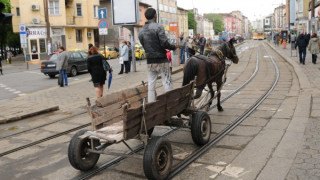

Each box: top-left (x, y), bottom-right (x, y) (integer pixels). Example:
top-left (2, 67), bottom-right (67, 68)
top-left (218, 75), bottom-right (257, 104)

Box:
top-left (217, 81), bottom-right (224, 111)
top-left (207, 82), bottom-right (215, 111)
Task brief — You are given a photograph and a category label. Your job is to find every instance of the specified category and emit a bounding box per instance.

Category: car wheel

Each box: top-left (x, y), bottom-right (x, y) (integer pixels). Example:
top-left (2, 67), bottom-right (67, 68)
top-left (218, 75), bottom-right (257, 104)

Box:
top-left (108, 55), bottom-right (111, 60)
top-left (49, 74), bottom-right (56, 78)
top-left (70, 66), bottom-right (77, 77)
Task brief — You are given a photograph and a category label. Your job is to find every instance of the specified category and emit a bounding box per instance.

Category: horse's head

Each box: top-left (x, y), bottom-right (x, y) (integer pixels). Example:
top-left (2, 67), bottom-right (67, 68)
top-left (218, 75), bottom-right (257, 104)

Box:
top-left (226, 38), bottom-right (239, 64)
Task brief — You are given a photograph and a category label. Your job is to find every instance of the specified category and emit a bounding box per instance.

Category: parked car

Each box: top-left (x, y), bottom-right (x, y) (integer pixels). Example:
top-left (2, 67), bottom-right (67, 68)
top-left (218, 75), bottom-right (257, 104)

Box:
top-left (135, 44), bottom-right (145, 60)
top-left (41, 50), bottom-right (88, 78)
top-left (99, 46), bottom-right (119, 60)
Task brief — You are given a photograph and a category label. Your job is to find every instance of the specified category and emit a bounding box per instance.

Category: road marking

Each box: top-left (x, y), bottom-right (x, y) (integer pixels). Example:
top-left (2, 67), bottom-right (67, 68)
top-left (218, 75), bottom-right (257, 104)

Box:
top-left (0, 84), bottom-right (26, 97)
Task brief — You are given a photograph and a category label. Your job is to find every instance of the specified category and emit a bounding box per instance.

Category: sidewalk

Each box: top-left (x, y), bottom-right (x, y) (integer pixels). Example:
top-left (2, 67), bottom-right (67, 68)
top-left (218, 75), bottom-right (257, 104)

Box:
top-left (261, 41), bottom-right (320, 179)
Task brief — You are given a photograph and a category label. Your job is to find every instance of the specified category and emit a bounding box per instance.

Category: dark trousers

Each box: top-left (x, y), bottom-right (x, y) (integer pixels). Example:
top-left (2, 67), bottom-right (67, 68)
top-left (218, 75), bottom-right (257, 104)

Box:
top-left (119, 61), bottom-right (129, 74)
top-left (0, 60), bottom-right (2, 75)
top-left (200, 46), bottom-right (205, 55)
top-left (128, 58), bottom-right (132, 72)
top-left (298, 47), bottom-right (306, 64)
top-left (312, 54), bottom-right (317, 64)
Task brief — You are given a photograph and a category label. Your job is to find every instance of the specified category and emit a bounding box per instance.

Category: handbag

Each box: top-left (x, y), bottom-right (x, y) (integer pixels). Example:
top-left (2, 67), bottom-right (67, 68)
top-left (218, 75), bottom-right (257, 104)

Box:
top-left (119, 57), bottom-right (124, 64)
top-left (102, 58), bottom-right (112, 72)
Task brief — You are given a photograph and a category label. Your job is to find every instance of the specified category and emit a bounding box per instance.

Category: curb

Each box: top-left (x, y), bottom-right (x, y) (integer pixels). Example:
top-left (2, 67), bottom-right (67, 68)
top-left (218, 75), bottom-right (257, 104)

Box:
top-left (0, 106), bottom-right (59, 124)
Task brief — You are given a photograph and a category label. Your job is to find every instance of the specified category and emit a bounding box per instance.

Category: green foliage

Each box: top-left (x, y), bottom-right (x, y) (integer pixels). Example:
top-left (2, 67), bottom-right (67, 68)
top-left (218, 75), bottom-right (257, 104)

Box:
top-left (0, 0), bottom-right (11, 13)
top-left (204, 14), bottom-right (225, 35)
top-left (188, 11), bottom-right (197, 35)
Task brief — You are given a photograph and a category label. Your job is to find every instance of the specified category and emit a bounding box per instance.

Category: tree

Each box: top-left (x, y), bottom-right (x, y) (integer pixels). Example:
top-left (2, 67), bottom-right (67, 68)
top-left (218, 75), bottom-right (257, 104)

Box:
top-left (188, 11), bottom-right (197, 35)
top-left (0, 0), bottom-right (19, 59)
top-left (204, 14), bottom-right (225, 35)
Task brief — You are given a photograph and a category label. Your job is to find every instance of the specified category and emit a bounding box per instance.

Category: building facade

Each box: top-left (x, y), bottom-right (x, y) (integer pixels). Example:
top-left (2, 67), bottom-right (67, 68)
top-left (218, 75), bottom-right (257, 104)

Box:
top-left (158, 0), bottom-right (178, 34)
top-left (11, 0), bottom-right (99, 61)
top-left (177, 7), bottom-right (188, 38)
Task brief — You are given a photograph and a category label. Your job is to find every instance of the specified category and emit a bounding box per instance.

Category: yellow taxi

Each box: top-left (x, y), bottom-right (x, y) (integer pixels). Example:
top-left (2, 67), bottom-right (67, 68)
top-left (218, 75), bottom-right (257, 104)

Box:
top-left (135, 44), bottom-right (146, 60)
top-left (99, 46), bottom-right (119, 60)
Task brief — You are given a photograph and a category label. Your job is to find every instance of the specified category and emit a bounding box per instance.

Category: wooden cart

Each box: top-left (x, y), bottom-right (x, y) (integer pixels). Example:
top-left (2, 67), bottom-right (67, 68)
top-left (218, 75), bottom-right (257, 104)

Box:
top-left (68, 82), bottom-right (212, 180)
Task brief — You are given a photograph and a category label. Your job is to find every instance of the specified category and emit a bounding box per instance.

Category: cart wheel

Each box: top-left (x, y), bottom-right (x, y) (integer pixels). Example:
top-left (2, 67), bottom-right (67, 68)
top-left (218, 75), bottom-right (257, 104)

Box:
top-left (147, 127), bottom-right (154, 137)
top-left (143, 136), bottom-right (172, 180)
top-left (68, 130), bottom-right (100, 171)
top-left (191, 111), bottom-right (211, 146)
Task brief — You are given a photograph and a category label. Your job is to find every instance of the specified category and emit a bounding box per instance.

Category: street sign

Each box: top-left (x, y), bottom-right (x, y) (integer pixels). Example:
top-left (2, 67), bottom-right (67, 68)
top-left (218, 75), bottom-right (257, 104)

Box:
top-left (19, 23), bottom-right (27, 48)
top-left (99, 28), bottom-right (108, 35)
top-left (98, 8), bottom-right (107, 20)
top-left (98, 19), bottom-right (108, 28)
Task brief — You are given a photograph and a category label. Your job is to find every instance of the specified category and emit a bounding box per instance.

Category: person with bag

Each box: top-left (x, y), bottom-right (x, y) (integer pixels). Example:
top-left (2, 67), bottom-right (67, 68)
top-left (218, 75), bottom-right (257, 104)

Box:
top-left (295, 33), bottom-right (308, 64)
top-left (7, 50), bottom-right (12, 64)
top-left (308, 33), bottom-right (319, 64)
top-left (87, 46), bottom-right (107, 98)
top-left (127, 41), bottom-right (132, 72)
top-left (138, 8), bottom-right (176, 102)
top-left (119, 40), bottom-right (129, 74)
top-left (56, 46), bottom-right (68, 87)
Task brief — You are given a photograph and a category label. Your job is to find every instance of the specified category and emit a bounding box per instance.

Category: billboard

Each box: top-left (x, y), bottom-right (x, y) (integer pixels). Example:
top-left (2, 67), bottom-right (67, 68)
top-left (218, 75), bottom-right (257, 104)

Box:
top-left (112, 0), bottom-right (139, 25)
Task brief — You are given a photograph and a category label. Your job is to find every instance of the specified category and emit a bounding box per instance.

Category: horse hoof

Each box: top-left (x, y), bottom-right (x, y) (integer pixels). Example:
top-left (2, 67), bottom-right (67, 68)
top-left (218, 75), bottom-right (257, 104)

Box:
top-left (218, 107), bottom-right (224, 112)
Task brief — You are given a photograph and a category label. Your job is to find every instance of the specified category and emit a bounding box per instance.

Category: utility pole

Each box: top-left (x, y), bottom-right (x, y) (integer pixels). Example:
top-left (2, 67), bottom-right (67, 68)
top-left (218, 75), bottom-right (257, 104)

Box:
top-left (43, 0), bottom-right (51, 55)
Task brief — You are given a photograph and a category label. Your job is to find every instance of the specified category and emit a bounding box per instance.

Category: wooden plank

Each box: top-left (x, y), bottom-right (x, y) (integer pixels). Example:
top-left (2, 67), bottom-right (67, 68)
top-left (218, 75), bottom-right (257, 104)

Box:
top-left (92, 102), bottom-right (123, 117)
top-left (96, 85), bottom-right (147, 107)
top-left (102, 115), bottom-right (124, 127)
top-left (93, 108), bottom-right (124, 127)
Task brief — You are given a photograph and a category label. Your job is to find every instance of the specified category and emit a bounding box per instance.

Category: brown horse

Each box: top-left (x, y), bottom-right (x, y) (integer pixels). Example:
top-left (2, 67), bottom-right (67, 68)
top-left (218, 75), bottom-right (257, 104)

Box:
top-left (182, 38), bottom-right (239, 111)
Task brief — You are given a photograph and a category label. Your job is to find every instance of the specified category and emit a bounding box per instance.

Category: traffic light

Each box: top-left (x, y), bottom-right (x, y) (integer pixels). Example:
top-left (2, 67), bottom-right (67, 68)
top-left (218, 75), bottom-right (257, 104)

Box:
top-left (0, 2), bottom-right (12, 24)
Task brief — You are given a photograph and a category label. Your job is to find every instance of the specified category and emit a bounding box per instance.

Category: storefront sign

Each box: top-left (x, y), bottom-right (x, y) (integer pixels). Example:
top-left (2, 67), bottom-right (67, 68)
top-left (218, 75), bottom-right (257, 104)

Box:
top-left (27, 27), bottom-right (47, 39)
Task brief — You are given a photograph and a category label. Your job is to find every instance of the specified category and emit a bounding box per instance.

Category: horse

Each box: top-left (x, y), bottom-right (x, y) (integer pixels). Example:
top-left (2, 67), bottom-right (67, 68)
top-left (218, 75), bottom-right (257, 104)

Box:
top-left (182, 38), bottom-right (239, 111)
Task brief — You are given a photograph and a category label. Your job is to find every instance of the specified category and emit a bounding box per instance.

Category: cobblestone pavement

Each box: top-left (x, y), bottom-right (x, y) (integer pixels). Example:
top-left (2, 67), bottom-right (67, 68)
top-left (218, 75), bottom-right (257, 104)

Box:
top-left (267, 42), bottom-right (320, 180)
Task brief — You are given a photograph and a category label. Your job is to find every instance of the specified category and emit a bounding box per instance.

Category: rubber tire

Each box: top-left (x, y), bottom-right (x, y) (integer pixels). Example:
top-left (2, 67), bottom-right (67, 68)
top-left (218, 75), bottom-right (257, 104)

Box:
top-left (108, 55), bottom-right (111, 60)
top-left (143, 136), bottom-right (172, 180)
top-left (191, 111), bottom-right (211, 146)
top-left (68, 130), bottom-right (100, 171)
top-left (70, 66), bottom-right (77, 77)
top-left (49, 74), bottom-right (55, 78)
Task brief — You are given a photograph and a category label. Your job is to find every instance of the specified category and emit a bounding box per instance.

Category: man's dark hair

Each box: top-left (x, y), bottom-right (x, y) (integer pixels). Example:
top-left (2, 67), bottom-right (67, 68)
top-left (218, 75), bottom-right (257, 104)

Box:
top-left (145, 8), bottom-right (156, 20)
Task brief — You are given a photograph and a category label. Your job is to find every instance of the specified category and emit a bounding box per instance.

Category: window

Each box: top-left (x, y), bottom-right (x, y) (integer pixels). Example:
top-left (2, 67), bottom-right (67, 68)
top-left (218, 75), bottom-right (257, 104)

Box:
top-left (94, 5), bottom-right (99, 18)
top-left (39, 39), bottom-right (46, 53)
top-left (299, 0), bottom-right (303, 12)
top-left (80, 51), bottom-right (88, 58)
top-left (16, 7), bottom-right (20, 16)
top-left (72, 52), bottom-right (82, 59)
top-left (49, 0), bottom-right (60, 15)
top-left (164, 5), bottom-right (168, 12)
top-left (76, 3), bottom-right (82, 16)
top-left (76, 29), bottom-right (82, 43)
top-left (159, 4), bottom-right (163, 11)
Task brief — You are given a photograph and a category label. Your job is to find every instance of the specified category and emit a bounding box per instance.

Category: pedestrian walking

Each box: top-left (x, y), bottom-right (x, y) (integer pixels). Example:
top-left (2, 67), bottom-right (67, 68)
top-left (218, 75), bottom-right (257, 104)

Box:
top-left (295, 33), bottom-right (308, 64)
top-left (186, 37), bottom-right (190, 59)
top-left (179, 33), bottom-right (186, 64)
top-left (87, 46), bottom-right (107, 98)
top-left (306, 33), bottom-right (311, 47)
top-left (308, 33), bottom-right (319, 64)
top-left (118, 40), bottom-right (129, 74)
top-left (127, 41), bottom-right (132, 72)
top-left (56, 46), bottom-right (68, 87)
top-left (198, 34), bottom-right (206, 55)
top-left (204, 41), bottom-right (213, 56)
top-left (138, 7), bottom-right (176, 102)
top-left (0, 57), bottom-right (3, 75)
top-left (7, 50), bottom-right (12, 64)
top-left (290, 32), bottom-right (296, 44)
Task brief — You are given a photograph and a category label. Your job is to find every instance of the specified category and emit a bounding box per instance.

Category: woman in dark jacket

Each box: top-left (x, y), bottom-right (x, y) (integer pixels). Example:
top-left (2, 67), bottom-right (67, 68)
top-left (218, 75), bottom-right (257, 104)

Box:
top-left (87, 46), bottom-right (106, 98)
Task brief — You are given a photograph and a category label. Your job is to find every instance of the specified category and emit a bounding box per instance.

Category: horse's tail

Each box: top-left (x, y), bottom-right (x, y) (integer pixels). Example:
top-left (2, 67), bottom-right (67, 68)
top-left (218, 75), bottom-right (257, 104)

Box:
top-left (182, 57), bottom-right (199, 86)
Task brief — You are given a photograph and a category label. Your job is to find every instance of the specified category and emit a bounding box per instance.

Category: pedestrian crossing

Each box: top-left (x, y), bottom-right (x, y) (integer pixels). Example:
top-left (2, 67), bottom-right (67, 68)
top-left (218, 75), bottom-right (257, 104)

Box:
top-left (0, 83), bottom-right (26, 97)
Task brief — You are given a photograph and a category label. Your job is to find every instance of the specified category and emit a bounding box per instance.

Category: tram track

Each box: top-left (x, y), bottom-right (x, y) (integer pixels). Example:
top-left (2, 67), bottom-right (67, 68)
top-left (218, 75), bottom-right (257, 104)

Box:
top-left (0, 44), bottom-right (250, 160)
top-left (168, 43), bottom-right (280, 178)
top-left (71, 42), bottom-right (265, 180)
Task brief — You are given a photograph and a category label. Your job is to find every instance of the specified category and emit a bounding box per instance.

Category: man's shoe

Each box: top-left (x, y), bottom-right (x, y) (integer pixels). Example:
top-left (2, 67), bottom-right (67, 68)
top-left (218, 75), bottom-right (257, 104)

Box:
top-left (118, 72), bottom-right (123, 75)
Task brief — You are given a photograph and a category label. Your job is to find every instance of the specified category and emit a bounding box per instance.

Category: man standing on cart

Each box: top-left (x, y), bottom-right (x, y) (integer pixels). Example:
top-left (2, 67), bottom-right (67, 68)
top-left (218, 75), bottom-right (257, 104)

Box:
top-left (139, 8), bottom-right (176, 102)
